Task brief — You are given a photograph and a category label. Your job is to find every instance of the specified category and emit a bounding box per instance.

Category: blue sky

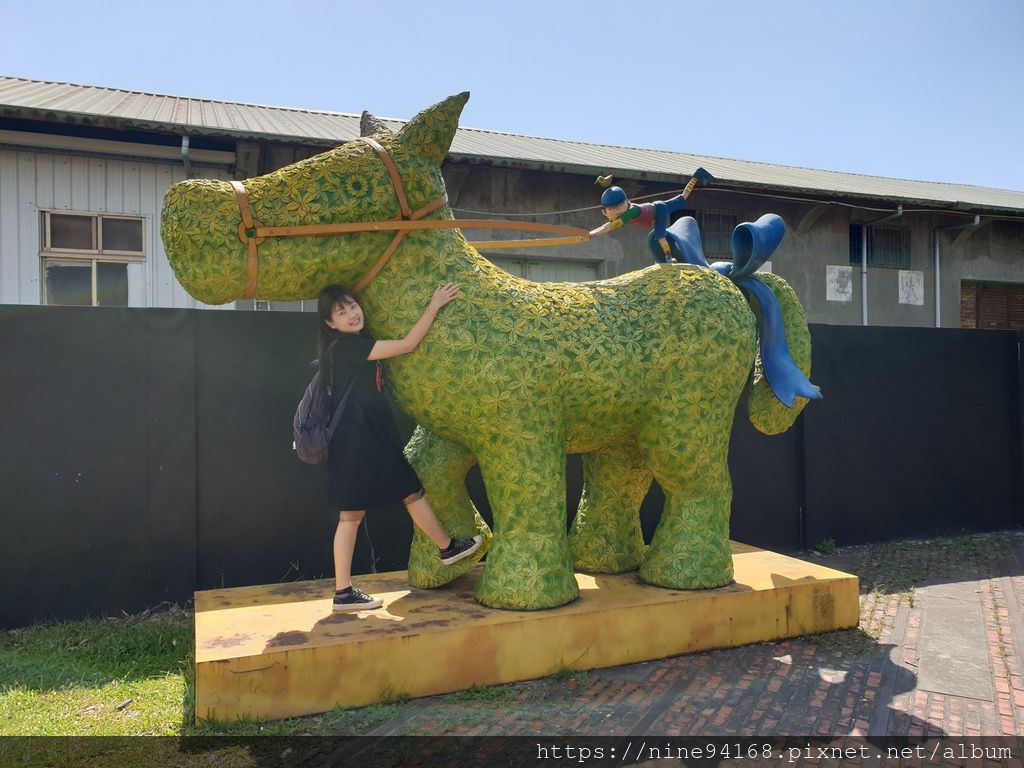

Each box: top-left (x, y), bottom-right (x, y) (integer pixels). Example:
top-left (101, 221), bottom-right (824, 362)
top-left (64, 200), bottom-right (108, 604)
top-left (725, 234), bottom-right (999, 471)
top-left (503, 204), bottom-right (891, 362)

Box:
top-left (2, 0), bottom-right (1021, 191)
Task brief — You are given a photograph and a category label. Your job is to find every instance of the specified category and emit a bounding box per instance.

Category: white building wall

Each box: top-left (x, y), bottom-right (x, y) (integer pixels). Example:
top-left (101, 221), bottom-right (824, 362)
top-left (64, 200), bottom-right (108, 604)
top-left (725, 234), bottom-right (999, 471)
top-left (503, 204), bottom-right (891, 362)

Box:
top-left (0, 148), bottom-right (233, 308)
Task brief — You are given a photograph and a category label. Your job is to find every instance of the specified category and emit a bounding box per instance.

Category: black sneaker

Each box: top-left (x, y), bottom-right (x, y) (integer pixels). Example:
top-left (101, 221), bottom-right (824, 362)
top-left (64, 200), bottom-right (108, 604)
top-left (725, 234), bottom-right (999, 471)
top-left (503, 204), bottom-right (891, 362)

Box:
top-left (439, 534), bottom-right (484, 566)
top-left (332, 587), bottom-right (383, 612)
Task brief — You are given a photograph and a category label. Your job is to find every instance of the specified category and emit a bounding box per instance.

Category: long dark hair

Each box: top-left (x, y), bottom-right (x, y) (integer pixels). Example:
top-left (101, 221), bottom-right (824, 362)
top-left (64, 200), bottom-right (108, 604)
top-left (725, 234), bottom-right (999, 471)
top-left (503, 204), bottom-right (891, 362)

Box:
top-left (317, 284), bottom-right (360, 387)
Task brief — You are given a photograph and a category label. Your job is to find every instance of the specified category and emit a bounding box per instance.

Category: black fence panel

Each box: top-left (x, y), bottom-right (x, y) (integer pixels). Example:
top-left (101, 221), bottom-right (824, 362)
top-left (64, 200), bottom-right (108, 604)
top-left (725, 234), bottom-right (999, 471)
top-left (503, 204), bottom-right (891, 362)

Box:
top-left (803, 325), bottom-right (1022, 547)
top-left (193, 312), bottom-right (424, 589)
top-left (195, 310), bottom-right (334, 588)
top-left (727, 405), bottom-right (805, 551)
top-left (2, 307), bottom-right (1022, 628)
top-left (0, 306), bottom-right (197, 627)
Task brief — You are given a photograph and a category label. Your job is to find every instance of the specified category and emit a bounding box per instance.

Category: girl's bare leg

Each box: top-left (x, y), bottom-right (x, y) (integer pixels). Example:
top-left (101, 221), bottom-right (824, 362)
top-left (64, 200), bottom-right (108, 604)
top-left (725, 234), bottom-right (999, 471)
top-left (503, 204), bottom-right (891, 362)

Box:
top-left (334, 510), bottom-right (366, 591)
top-left (403, 491), bottom-right (450, 549)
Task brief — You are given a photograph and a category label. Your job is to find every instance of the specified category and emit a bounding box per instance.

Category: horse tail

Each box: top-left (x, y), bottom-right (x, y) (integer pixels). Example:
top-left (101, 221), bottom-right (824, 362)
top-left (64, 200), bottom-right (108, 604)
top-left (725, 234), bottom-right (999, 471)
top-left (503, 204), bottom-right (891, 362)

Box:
top-left (746, 272), bottom-right (816, 435)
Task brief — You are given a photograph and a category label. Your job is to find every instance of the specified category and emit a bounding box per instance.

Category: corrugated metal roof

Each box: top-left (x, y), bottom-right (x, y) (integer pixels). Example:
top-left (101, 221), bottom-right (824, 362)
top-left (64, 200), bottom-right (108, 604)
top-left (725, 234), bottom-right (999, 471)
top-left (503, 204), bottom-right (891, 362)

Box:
top-left (1, 75), bottom-right (1021, 214)
top-left (0, 76), bottom-right (363, 141)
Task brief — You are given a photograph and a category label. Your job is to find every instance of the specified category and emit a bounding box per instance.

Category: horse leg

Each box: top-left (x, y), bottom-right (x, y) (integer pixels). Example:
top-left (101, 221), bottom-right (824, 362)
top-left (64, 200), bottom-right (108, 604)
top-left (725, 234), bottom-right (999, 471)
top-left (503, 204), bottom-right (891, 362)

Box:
top-left (569, 442), bottom-right (651, 573)
top-left (404, 426), bottom-right (491, 588)
top-left (474, 430), bottom-right (578, 610)
top-left (637, 412), bottom-right (734, 589)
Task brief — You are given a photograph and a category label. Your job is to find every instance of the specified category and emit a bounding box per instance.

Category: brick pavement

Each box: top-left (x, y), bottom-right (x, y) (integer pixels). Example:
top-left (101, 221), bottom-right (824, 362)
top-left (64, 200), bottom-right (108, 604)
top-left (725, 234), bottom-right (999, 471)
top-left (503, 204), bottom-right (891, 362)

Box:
top-left (340, 530), bottom-right (1024, 738)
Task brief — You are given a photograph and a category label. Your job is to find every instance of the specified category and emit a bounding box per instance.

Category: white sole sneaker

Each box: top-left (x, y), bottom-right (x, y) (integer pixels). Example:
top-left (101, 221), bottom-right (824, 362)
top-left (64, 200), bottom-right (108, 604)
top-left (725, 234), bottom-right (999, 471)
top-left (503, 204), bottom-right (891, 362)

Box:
top-left (332, 588), bottom-right (383, 612)
top-left (440, 534), bottom-right (484, 566)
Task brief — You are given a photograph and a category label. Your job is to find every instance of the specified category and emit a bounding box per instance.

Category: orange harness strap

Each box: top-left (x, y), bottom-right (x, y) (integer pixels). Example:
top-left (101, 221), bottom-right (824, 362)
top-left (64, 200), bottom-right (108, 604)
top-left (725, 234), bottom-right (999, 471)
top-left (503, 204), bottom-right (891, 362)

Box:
top-left (350, 136), bottom-right (444, 293)
top-left (231, 139), bottom-right (591, 297)
top-left (230, 180), bottom-right (263, 299)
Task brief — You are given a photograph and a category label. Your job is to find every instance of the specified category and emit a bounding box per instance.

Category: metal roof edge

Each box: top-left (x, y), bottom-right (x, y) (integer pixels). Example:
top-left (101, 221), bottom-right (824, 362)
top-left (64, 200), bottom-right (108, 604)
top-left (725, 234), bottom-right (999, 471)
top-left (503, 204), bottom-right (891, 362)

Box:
top-left (2, 75), bottom-right (1022, 216)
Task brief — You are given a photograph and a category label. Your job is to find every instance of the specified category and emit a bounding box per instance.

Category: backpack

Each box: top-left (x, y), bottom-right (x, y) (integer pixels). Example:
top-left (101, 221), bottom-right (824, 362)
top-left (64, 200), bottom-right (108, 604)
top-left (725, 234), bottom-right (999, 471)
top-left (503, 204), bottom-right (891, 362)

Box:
top-left (292, 342), bottom-right (357, 464)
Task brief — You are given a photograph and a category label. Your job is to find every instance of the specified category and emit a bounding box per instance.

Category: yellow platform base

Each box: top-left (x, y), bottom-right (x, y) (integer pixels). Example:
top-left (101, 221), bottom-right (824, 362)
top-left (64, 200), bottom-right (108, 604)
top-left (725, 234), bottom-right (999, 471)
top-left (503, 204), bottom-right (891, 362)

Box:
top-left (194, 542), bottom-right (859, 723)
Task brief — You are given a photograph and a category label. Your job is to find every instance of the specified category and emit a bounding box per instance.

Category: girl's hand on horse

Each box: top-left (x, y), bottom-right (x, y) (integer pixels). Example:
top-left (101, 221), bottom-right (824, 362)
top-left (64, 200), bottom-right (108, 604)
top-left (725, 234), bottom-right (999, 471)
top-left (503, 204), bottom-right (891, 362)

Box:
top-left (428, 283), bottom-right (460, 313)
top-left (367, 283), bottom-right (460, 360)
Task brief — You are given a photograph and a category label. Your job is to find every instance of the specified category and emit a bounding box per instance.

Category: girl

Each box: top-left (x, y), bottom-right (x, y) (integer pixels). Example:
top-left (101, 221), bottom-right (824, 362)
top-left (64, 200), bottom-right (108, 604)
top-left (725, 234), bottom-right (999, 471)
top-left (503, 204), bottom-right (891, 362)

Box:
top-left (318, 282), bottom-right (482, 611)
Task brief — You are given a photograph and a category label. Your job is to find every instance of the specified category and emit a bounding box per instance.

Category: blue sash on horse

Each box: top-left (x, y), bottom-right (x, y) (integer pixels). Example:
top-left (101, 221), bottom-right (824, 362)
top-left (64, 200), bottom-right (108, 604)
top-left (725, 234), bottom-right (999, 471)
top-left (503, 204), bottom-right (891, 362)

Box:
top-left (661, 214), bottom-right (821, 408)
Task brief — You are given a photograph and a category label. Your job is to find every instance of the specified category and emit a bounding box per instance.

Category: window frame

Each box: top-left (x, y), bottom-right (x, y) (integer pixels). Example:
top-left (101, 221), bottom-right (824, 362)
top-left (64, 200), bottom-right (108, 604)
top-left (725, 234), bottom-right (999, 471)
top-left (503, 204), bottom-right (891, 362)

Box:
top-left (41, 211), bottom-right (146, 260)
top-left (39, 210), bottom-right (146, 307)
top-left (849, 223), bottom-right (911, 269)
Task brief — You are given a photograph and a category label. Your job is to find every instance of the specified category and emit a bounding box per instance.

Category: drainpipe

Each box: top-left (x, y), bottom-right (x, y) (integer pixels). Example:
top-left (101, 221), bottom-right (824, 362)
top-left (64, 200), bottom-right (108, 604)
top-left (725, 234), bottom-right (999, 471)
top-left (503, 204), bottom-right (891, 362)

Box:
top-left (933, 214), bottom-right (981, 328)
top-left (861, 206), bottom-right (903, 326)
top-left (181, 135), bottom-right (192, 178)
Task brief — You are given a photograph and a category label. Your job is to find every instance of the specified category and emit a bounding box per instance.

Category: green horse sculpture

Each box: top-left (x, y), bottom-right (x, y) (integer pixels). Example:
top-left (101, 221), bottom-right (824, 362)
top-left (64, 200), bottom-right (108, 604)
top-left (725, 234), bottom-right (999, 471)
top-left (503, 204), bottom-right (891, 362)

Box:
top-left (161, 92), bottom-right (817, 610)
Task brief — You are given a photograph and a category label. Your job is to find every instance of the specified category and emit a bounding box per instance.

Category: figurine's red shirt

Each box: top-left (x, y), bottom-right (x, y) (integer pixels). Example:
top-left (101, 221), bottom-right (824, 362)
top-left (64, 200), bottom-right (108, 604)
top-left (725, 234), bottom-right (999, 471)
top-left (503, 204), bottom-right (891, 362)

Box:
top-left (617, 203), bottom-right (655, 228)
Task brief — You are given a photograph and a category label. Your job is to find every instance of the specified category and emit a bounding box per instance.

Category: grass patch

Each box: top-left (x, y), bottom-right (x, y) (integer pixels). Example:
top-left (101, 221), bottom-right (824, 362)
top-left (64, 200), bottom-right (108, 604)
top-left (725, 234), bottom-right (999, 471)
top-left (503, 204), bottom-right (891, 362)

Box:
top-left (0, 605), bottom-right (191, 736)
top-left (0, 605), bottom-right (415, 738)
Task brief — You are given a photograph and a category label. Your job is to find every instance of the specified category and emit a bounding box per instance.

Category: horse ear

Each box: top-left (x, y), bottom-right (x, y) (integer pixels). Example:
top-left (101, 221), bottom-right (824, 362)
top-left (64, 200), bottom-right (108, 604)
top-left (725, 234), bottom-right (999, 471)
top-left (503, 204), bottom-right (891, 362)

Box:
top-left (397, 92), bottom-right (469, 164)
top-left (360, 111), bottom-right (393, 138)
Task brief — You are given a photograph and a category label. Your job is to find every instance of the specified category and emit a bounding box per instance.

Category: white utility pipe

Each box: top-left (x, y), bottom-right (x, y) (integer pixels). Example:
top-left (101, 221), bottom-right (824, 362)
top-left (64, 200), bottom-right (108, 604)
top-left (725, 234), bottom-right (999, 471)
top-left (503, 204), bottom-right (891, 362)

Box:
top-left (934, 215), bottom-right (981, 327)
top-left (181, 135), bottom-right (192, 178)
top-left (861, 206), bottom-right (903, 326)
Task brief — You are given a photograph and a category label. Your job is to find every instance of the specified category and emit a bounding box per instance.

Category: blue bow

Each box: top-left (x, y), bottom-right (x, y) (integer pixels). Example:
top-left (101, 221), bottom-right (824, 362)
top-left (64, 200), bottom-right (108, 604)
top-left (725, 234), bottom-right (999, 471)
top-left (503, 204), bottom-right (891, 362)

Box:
top-left (665, 214), bottom-right (821, 408)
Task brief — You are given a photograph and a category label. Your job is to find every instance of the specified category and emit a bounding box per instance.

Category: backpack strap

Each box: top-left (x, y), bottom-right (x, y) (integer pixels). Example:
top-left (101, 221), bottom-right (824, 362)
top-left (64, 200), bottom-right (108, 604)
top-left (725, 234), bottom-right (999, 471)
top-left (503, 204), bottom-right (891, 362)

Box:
top-left (325, 338), bottom-right (339, 396)
top-left (326, 375), bottom-right (358, 438)
top-left (324, 339), bottom-right (362, 438)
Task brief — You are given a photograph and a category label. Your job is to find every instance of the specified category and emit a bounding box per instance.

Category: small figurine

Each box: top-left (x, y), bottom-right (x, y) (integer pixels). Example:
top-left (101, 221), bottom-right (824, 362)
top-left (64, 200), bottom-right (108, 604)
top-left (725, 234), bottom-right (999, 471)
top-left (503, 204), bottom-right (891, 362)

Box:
top-left (590, 169), bottom-right (714, 262)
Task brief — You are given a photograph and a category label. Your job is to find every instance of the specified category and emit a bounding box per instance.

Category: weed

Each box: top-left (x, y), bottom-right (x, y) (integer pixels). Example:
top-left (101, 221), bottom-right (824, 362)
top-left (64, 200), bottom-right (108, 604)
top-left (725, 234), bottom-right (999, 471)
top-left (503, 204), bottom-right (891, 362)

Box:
top-left (547, 665), bottom-right (589, 687)
top-left (447, 683), bottom-right (517, 704)
top-left (808, 628), bottom-right (879, 659)
top-left (813, 538), bottom-right (837, 555)
top-left (376, 680), bottom-right (411, 706)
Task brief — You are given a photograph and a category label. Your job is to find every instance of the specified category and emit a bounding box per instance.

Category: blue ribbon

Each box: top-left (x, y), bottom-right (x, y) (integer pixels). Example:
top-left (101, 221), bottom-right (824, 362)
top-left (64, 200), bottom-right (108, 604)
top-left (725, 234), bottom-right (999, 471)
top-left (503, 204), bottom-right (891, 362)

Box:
top-left (664, 214), bottom-right (821, 408)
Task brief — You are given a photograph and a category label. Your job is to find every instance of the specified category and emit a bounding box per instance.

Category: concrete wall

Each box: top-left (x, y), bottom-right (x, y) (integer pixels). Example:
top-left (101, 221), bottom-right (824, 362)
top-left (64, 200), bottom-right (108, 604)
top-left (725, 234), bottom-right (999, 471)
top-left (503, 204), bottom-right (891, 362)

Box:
top-left (942, 220), bottom-right (1024, 325)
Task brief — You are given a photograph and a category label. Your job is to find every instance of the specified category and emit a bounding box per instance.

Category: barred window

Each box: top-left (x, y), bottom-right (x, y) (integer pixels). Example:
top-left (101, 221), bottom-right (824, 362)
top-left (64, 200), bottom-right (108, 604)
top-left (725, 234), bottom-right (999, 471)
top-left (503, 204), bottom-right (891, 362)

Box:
top-left (849, 224), bottom-right (910, 269)
top-left (673, 209), bottom-right (737, 260)
top-left (700, 211), bottom-right (737, 259)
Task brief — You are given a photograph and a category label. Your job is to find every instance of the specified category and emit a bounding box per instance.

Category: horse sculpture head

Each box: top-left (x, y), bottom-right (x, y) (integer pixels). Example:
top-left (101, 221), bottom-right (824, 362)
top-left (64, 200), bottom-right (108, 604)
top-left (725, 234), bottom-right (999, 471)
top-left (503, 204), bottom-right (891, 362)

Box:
top-left (161, 93), bottom-right (469, 304)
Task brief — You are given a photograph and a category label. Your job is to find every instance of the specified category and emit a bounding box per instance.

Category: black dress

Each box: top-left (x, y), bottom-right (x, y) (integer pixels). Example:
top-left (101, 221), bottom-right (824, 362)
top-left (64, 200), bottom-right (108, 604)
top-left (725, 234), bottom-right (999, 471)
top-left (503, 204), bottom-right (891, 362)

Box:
top-left (326, 331), bottom-right (422, 511)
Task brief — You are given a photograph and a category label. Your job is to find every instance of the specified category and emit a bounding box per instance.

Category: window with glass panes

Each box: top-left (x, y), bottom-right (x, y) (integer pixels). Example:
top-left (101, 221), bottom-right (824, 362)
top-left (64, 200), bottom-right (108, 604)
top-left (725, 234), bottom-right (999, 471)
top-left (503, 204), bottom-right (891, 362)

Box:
top-left (40, 212), bottom-right (145, 306)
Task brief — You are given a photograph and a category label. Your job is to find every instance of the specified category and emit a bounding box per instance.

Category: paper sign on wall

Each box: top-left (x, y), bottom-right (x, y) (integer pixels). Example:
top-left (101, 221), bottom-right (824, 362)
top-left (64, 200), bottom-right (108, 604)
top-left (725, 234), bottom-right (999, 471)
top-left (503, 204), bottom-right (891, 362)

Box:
top-left (826, 265), bottom-right (853, 302)
top-left (898, 270), bottom-right (924, 306)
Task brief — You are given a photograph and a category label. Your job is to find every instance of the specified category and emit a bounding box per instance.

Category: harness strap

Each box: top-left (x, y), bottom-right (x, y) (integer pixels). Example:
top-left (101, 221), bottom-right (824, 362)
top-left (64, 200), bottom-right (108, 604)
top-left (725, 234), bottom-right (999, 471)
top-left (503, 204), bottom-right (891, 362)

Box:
top-left (357, 136), bottom-right (410, 218)
top-left (248, 216), bottom-right (587, 240)
top-left (230, 139), bottom-right (591, 298)
top-left (230, 180), bottom-right (263, 299)
top-left (351, 136), bottom-right (434, 293)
